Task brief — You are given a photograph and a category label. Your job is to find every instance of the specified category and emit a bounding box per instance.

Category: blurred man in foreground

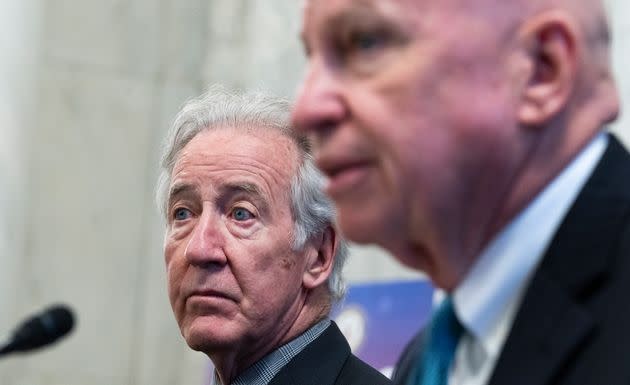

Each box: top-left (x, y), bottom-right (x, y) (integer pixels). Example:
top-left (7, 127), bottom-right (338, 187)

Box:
top-left (293, 0), bottom-right (629, 384)
top-left (156, 88), bottom-right (390, 385)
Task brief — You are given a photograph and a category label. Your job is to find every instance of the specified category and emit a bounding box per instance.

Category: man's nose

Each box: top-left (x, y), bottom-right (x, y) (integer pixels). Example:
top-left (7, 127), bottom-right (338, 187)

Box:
top-left (291, 57), bottom-right (346, 136)
top-left (184, 210), bottom-right (228, 267)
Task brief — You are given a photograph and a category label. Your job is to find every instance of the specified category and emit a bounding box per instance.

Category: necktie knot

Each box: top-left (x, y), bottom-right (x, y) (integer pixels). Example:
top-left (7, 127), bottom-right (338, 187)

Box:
top-left (415, 297), bottom-right (463, 385)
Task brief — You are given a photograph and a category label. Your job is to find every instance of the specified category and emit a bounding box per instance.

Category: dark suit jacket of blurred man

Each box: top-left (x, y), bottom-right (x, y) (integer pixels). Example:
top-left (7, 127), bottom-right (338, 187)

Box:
top-left (393, 135), bottom-right (630, 385)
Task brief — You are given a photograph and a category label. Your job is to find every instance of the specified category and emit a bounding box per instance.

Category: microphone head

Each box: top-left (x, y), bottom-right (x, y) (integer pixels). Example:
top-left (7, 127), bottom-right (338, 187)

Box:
top-left (39, 305), bottom-right (75, 339)
top-left (6, 304), bottom-right (76, 354)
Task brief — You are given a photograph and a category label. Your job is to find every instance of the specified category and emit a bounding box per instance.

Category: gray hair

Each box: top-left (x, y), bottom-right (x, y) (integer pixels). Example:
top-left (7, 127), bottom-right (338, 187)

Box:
top-left (156, 86), bottom-right (347, 303)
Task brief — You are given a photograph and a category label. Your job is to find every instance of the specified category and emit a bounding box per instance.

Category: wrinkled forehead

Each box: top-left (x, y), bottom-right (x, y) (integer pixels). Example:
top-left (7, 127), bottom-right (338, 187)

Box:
top-left (174, 127), bottom-right (300, 174)
top-left (170, 127), bottom-right (301, 200)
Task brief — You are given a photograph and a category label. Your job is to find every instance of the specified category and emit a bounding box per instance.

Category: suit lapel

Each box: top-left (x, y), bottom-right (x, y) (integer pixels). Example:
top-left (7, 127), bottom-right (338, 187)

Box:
top-left (489, 135), bottom-right (630, 385)
top-left (487, 270), bottom-right (595, 385)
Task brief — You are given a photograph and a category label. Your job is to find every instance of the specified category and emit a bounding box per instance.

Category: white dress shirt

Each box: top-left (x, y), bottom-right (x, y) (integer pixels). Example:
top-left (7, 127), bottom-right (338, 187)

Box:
top-left (448, 133), bottom-right (608, 385)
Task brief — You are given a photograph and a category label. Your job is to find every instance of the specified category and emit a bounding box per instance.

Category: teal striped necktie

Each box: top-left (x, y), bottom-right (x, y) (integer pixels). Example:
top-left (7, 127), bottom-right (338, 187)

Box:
top-left (415, 297), bottom-right (463, 385)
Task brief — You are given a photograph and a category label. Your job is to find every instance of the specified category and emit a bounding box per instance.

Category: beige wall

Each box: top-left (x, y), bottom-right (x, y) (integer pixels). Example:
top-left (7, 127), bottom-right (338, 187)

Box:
top-left (0, 0), bottom-right (42, 367)
top-left (0, 1), bottom-right (628, 384)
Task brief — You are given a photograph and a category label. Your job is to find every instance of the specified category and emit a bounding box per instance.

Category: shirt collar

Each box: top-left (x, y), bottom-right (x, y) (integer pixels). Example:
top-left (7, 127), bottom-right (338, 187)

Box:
top-left (453, 132), bottom-right (608, 357)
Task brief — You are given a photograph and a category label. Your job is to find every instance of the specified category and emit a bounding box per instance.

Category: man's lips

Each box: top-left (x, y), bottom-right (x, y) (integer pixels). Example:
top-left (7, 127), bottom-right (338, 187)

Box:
top-left (187, 289), bottom-right (236, 302)
top-left (316, 155), bottom-right (372, 177)
top-left (316, 157), bottom-right (374, 196)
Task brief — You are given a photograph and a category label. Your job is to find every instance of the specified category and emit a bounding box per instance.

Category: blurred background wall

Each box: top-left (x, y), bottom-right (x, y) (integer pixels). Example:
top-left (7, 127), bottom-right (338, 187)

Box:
top-left (0, 1), bottom-right (628, 384)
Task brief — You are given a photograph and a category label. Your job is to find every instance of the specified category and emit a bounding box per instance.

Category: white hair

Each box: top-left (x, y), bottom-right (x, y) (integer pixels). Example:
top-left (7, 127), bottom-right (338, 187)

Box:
top-left (156, 86), bottom-right (348, 302)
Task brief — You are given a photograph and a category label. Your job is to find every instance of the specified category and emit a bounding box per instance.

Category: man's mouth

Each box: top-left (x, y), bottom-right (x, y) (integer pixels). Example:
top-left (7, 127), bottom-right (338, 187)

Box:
top-left (317, 158), bottom-right (374, 197)
top-left (188, 289), bottom-right (235, 303)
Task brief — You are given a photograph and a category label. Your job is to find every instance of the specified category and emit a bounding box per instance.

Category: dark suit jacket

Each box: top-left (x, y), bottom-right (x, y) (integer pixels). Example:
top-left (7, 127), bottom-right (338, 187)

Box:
top-left (393, 134), bottom-right (630, 385)
top-left (269, 321), bottom-right (391, 385)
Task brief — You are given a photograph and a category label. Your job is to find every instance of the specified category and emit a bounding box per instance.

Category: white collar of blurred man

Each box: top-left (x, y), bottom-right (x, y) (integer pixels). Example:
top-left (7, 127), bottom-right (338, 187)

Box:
top-left (292, 0), bottom-right (619, 291)
top-left (155, 89), bottom-right (349, 385)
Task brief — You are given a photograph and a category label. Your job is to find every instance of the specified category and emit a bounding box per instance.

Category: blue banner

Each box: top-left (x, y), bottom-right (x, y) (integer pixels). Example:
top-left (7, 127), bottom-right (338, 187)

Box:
top-left (332, 279), bottom-right (435, 377)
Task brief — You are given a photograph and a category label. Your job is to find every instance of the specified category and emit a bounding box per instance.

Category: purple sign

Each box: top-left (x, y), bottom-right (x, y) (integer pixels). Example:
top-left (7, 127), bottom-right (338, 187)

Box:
top-left (332, 279), bottom-right (435, 377)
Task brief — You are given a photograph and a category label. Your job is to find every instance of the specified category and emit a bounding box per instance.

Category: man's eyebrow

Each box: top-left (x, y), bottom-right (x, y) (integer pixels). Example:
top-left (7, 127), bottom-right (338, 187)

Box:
top-left (220, 182), bottom-right (264, 198)
top-left (220, 182), bottom-right (271, 214)
top-left (301, 0), bottom-right (386, 52)
top-left (168, 183), bottom-right (199, 206)
top-left (325, 0), bottom-right (385, 29)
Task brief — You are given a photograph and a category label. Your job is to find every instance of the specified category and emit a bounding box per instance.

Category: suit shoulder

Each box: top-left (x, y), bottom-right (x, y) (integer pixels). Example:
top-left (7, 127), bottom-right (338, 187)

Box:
top-left (335, 354), bottom-right (392, 385)
top-left (391, 329), bottom-right (425, 384)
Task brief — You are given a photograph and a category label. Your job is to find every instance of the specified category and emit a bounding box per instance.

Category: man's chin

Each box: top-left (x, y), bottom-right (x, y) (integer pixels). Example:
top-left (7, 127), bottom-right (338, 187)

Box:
top-left (337, 208), bottom-right (395, 245)
top-left (185, 334), bottom-right (236, 354)
top-left (337, 211), bottom-right (428, 270)
top-left (183, 322), bottom-right (241, 354)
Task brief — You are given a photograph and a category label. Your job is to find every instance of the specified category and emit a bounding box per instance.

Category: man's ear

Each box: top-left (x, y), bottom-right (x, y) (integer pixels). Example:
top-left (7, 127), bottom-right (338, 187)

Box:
top-left (517, 11), bottom-right (578, 126)
top-left (303, 226), bottom-right (337, 290)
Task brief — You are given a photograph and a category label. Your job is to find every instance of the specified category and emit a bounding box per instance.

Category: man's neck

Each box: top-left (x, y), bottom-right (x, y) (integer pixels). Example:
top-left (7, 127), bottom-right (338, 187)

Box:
top-left (212, 318), bottom-right (332, 385)
top-left (211, 290), bottom-right (331, 384)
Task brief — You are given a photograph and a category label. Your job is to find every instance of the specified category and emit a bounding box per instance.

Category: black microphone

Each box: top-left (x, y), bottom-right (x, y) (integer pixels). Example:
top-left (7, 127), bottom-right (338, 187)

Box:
top-left (0, 304), bottom-right (75, 358)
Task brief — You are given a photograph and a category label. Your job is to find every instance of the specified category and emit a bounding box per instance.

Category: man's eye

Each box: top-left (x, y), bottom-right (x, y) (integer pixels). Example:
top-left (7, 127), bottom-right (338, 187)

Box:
top-left (231, 207), bottom-right (255, 221)
top-left (349, 30), bottom-right (387, 52)
top-left (173, 207), bottom-right (192, 221)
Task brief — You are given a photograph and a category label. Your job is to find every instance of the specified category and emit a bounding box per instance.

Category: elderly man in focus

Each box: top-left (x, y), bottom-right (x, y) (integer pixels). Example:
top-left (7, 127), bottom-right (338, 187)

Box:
top-left (293, 0), bottom-right (629, 384)
top-left (156, 88), bottom-right (390, 385)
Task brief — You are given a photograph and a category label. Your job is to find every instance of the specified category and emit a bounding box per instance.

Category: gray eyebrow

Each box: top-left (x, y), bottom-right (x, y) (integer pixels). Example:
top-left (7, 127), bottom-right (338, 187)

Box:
top-left (167, 183), bottom-right (199, 207)
top-left (221, 182), bottom-right (262, 196)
